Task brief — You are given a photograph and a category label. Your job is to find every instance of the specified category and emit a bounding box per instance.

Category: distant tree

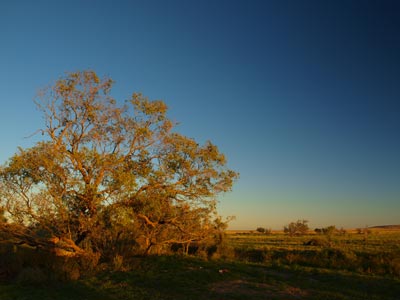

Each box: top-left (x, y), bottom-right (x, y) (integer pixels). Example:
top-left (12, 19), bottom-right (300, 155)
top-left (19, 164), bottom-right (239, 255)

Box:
top-left (314, 225), bottom-right (339, 236)
top-left (284, 220), bottom-right (309, 236)
top-left (0, 70), bottom-right (238, 259)
top-left (256, 227), bottom-right (266, 233)
top-left (315, 225), bottom-right (345, 236)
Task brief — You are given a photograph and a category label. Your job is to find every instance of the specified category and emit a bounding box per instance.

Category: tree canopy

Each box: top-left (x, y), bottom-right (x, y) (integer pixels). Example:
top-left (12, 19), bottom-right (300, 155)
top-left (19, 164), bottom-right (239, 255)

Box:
top-left (283, 220), bottom-right (309, 236)
top-left (0, 70), bottom-right (238, 258)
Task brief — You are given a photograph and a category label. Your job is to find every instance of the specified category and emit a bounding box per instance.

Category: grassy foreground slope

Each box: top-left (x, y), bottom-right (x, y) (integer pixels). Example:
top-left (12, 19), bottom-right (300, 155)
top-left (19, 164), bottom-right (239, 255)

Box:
top-left (1, 255), bottom-right (400, 300)
top-left (1, 229), bottom-right (399, 299)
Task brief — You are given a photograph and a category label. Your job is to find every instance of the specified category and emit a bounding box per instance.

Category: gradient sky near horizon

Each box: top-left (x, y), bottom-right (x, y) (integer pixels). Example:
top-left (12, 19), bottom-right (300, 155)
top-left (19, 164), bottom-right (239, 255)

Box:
top-left (1, 0), bottom-right (399, 229)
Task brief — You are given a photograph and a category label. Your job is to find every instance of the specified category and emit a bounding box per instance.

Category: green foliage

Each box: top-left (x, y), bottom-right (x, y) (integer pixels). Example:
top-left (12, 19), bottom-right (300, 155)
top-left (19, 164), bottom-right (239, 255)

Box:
top-left (0, 70), bottom-right (238, 268)
top-left (283, 220), bottom-right (309, 236)
top-left (315, 225), bottom-right (348, 237)
top-left (315, 225), bottom-right (336, 235)
top-left (256, 227), bottom-right (265, 233)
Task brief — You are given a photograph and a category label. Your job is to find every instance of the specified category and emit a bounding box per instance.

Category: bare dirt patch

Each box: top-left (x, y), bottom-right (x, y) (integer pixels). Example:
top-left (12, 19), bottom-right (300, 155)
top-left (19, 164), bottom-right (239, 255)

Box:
top-left (210, 279), bottom-right (309, 299)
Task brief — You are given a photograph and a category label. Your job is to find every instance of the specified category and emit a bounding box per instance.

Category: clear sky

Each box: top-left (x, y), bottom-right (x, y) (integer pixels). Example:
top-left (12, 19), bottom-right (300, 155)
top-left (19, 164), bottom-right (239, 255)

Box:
top-left (1, 0), bottom-right (399, 230)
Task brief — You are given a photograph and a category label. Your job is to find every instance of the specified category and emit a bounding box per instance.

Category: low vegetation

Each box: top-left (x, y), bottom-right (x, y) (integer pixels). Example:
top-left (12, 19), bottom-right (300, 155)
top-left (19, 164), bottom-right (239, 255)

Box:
top-left (228, 228), bottom-right (400, 277)
top-left (1, 228), bottom-right (399, 299)
top-left (283, 220), bottom-right (310, 236)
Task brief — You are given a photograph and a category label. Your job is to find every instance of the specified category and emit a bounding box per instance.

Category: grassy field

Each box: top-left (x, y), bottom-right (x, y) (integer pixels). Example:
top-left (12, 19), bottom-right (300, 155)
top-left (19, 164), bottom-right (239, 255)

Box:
top-left (226, 229), bottom-right (400, 276)
top-left (1, 229), bottom-right (399, 299)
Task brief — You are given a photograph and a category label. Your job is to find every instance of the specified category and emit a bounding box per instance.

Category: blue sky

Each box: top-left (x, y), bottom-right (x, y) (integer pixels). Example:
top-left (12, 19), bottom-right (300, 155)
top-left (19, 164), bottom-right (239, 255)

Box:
top-left (1, 0), bottom-right (399, 229)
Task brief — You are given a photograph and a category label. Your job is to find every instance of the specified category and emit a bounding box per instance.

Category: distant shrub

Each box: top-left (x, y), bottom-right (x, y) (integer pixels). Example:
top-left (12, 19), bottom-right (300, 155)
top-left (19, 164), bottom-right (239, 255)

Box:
top-left (284, 220), bottom-right (309, 236)
top-left (256, 227), bottom-right (266, 233)
top-left (315, 226), bottom-right (339, 236)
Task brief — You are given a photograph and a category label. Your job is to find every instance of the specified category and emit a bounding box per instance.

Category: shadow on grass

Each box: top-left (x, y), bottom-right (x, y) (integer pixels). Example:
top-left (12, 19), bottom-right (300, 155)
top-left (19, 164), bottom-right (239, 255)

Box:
top-left (0, 280), bottom-right (113, 300)
top-left (1, 255), bottom-right (399, 300)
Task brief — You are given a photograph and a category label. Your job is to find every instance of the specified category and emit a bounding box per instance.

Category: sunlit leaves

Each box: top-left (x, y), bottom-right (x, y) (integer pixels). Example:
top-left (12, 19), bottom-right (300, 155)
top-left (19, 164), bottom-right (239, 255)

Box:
top-left (0, 70), bottom-right (238, 257)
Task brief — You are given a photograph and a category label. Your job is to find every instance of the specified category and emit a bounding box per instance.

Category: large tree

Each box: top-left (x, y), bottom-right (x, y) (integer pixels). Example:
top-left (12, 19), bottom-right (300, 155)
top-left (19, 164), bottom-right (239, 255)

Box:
top-left (0, 71), bottom-right (238, 257)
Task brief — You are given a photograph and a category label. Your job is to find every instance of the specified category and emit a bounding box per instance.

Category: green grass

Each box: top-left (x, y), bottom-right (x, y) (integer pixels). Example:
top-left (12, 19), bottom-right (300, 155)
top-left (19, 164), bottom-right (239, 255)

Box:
top-left (228, 231), bottom-right (400, 253)
top-left (1, 231), bottom-right (399, 299)
top-left (1, 255), bottom-right (400, 300)
top-left (227, 231), bottom-right (400, 277)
